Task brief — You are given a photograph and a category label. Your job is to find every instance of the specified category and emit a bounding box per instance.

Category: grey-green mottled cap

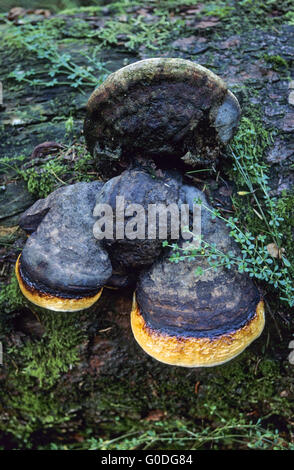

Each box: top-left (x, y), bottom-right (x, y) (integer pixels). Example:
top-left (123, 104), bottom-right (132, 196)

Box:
top-left (84, 58), bottom-right (241, 174)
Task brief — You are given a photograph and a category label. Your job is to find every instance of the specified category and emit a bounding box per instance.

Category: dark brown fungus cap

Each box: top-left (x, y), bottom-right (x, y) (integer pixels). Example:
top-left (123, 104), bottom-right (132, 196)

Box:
top-left (94, 168), bottom-right (181, 269)
top-left (131, 187), bottom-right (265, 367)
top-left (16, 182), bottom-right (112, 311)
top-left (84, 58), bottom-right (240, 175)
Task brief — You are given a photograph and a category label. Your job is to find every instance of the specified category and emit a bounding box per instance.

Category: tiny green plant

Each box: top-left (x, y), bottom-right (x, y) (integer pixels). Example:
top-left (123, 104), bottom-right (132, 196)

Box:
top-left (0, 143), bottom-right (98, 198)
top-left (41, 416), bottom-right (294, 450)
top-left (166, 196), bottom-right (293, 307)
top-left (167, 115), bottom-right (293, 307)
top-left (65, 115), bottom-right (74, 136)
top-left (263, 54), bottom-right (289, 73)
top-left (20, 147), bottom-right (98, 197)
top-left (4, 21), bottom-right (109, 90)
top-left (20, 159), bottom-right (68, 198)
top-left (95, 11), bottom-right (185, 51)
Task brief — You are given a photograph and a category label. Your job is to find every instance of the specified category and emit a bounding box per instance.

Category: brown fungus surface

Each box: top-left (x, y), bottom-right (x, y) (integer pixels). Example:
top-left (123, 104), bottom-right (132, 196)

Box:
top-left (94, 168), bottom-right (182, 269)
top-left (84, 58), bottom-right (240, 175)
top-left (17, 182), bottom-right (112, 312)
top-left (132, 187), bottom-right (265, 367)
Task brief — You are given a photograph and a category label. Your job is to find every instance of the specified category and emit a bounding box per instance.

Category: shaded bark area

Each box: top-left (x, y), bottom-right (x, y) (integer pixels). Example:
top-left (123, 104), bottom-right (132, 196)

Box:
top-left (0, 3), bottom-right (293, 449)
top-left (0, 286), bottom-right (292, 448)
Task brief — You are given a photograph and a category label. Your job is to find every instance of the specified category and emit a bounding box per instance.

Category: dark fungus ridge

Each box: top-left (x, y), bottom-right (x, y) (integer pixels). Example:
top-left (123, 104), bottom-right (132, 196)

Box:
top-left (131, 187), bottom-right (264, 367)
top-left (136, 187), bottom-right (261, 338)
top-left (94, 168), bottom-right (182, 269)
top-left (84, 58), bottom-right (241, 176)
top-left (19, 181), bottom-right (112, 296)
top-left (136, 258), bottom-right (261, 339)
top-left (16, 172), bottom-right (265, 364)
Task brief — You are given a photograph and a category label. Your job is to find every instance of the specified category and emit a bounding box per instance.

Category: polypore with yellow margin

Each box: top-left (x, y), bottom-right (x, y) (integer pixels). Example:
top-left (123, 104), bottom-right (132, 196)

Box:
top-left (131, 186), bottom-right (265, 367)
top-left (17, 181), bottom-right (112, 312)
top-left (15, 59), bottom-right (265, 367)
top-left (131, 295), bottom-right (265, 367)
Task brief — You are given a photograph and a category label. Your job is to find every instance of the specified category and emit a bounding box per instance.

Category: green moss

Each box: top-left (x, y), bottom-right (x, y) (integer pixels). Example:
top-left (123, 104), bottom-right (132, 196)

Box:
top-left (285, 11), bottom-right (294, 24)
top-left (3, 390), bottom-right (71, 447)
top-left (263, 54), bottom-right (289, 72)
top-left (20, 160), bottom-right (68, 198)
top-left (14, 350), bottom-right (293, 449)
top-left (197, 355), bottom-right (283, 415)
top-left (95, 12), bottom-right (185, 51)
top-left (1, 303), bottom-right (293, 449)
top-left (0, 304), bottom-right (88, 442)
top-left (0, 141), bottom-right (98, 198)
top-left (1, 0), bottom-right (294, 450)
top-left (0, 272), bottom-right (24, 314)
top-left (202, 2), bottom-right (234, 19)
top-left (14, 309), bottom-right (85, 387)
top-left (229, 107), bottom-right (271, 233)
top-left (213, 0), bottom-right (293, 32)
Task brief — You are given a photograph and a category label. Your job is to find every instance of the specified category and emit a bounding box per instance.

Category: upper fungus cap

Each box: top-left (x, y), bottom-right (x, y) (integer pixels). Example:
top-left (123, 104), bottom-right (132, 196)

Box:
top-left (131, 187), bottom-right (265, 367)
top-left (17, 182), bottom-right (112, 312)
top-left (84, 58), bottom-right (240, 174)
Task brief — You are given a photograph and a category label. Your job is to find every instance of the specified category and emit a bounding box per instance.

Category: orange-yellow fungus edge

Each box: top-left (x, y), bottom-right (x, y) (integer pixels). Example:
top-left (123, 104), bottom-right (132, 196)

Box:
top-left (15, 255), bottom-right (103, 312)
top-left (131, 293), bottom-right (265, 367)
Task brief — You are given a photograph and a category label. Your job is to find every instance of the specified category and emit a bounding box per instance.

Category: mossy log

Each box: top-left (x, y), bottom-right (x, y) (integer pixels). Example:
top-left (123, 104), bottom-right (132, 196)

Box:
top-left (0, 5), bottom-right (293, 449)
top-left (0, 282), bottom-right (291, 448)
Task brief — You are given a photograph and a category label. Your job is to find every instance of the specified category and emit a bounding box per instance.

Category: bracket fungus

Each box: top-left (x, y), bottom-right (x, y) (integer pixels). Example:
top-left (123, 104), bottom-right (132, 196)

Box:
top-left (84, 58), bottom-right (240, 175)
top-left (16, 182), bottom-right (112, 312)
top-left (131, 188), bottom-right (265, 367)
top-left (94, 168), bottom-right (182, 269)
top-left (15, 59), bottom-right (265, 367)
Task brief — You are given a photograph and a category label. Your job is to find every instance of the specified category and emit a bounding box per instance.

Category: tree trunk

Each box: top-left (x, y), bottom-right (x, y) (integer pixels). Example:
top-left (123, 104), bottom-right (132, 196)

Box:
top-left (0, 5), bottom-right (293, 450)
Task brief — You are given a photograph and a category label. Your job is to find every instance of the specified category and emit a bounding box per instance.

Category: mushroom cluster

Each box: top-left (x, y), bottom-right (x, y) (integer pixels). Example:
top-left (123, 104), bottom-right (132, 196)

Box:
top-left (16, 58), bottom-right (265, 367)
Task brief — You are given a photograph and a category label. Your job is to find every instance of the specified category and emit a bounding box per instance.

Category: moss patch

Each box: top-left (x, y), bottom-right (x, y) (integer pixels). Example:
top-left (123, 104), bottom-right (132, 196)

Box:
top-left (0, 0), bottom-right (294, 451)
